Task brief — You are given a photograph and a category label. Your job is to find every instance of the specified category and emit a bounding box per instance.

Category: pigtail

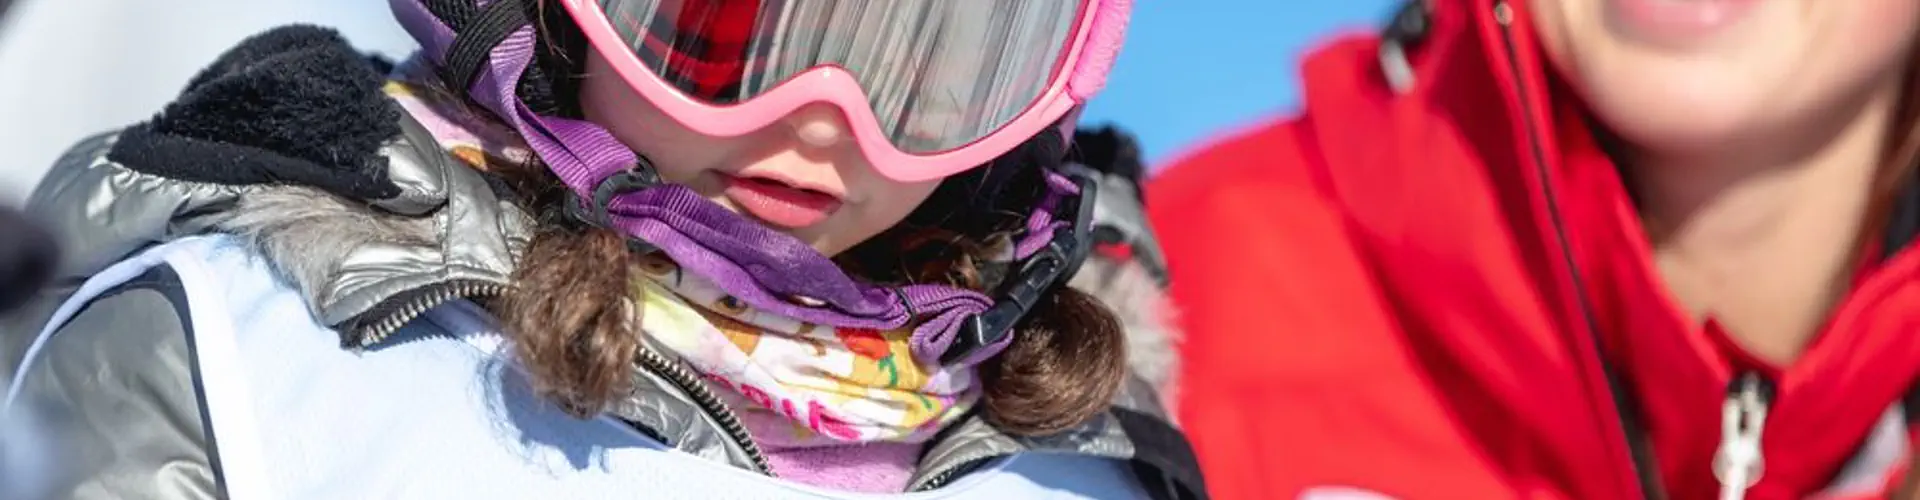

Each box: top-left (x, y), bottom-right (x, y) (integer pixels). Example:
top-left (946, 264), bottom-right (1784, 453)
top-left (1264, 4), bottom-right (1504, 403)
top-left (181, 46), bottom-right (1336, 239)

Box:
top-left (845, 128), bottom-right (1131, 436)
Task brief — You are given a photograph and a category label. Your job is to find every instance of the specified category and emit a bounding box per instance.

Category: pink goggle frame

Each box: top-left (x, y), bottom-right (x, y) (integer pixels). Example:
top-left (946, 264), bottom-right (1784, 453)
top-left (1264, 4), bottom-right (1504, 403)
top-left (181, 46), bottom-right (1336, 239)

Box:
top-left (560, 0), bottom-right (1133, 183)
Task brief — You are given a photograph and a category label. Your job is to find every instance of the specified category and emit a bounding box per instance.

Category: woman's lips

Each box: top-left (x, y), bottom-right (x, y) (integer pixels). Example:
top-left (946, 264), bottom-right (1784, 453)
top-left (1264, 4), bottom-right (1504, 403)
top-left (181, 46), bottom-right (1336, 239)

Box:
top-left (720, 174), bottom-right (844, 229)
top-left (1606, 0), bottom-right (1761, 46)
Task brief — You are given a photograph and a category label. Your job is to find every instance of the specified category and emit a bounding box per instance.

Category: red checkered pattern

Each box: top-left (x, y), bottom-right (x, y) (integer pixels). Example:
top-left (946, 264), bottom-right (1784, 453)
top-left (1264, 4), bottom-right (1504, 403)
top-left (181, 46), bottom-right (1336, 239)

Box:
top-left (618, 0), bottom-right (763, 102)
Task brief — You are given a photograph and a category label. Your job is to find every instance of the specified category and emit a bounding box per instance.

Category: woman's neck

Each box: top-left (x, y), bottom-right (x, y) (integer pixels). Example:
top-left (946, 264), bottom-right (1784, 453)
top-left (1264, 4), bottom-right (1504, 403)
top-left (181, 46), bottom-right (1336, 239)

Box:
top-left (1627, 82), bottom-right (1903, 365)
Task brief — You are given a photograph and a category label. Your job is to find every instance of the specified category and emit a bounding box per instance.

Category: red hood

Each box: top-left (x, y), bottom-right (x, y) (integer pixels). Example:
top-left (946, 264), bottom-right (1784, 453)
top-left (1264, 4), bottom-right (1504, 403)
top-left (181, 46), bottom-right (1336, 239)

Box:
top-left (1156, 0), bottom-right (1920, 498)
top-left (1295, 1), bottom-right (1657, 496)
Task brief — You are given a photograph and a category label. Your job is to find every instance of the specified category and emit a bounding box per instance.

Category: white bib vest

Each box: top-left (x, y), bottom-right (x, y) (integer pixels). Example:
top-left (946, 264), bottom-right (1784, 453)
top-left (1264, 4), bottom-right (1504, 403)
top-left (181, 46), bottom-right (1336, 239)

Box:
top-left (8, 236), bottom-right (1150, 500)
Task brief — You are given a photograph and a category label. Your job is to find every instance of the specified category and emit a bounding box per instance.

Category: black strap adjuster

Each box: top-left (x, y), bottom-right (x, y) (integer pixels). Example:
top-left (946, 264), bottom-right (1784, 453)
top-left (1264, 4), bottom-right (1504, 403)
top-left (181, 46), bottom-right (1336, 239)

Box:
top-left (941, 164), bottom-right (1099, 364)
top-left (563, 163), bottom-right (663, 253)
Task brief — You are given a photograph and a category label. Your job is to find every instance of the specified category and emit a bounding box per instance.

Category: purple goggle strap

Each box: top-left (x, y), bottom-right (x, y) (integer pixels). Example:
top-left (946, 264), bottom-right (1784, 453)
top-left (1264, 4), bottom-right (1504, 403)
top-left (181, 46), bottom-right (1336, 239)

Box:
top-left (391, 0), bottom-right (1085, 366)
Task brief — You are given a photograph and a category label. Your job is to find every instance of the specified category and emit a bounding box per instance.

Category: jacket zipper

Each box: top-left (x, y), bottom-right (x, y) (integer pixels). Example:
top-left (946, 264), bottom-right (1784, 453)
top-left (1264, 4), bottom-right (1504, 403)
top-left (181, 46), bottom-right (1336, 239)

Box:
top-left (350, 279), bottom-right (775, 477)
top-left (1490, 2), bottom-right (1665, 498)
top-left (913, 451), bottom-right (1010, 492)
top-left (353, 279), bottom-right (510, 347)
top-left (1713, 372), bottom-right (1773, 500)
top-left (914, 457), bottom-right (990, 491)
top-left (632, 343), bottom-right (777, 476)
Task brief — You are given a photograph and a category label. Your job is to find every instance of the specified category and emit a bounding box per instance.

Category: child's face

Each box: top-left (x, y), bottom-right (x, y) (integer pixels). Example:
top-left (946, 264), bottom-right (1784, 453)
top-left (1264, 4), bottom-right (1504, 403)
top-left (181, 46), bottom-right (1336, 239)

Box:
top-left (580, 49), bottom-right (942, 257)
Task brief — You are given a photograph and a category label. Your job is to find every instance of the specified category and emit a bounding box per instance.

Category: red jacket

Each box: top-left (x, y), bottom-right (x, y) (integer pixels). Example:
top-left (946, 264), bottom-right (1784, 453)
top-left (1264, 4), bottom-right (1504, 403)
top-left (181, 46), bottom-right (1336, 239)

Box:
top-left (1151, 1), bottom-right (1920, 499)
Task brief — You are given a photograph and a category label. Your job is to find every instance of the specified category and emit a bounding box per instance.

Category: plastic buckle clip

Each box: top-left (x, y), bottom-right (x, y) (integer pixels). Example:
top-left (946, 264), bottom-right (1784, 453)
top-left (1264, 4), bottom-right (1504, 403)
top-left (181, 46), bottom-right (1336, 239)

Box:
top-left (563, 161), bottom-right (664, 254)
top-left (941, 164), bottom-right (1100, 364)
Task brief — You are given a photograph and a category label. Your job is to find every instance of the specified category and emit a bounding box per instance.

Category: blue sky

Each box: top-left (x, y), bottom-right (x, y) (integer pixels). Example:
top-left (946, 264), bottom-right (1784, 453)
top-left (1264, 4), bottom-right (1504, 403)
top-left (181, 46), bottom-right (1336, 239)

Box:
top-left (1077, 1), bottom-right (1399, 166)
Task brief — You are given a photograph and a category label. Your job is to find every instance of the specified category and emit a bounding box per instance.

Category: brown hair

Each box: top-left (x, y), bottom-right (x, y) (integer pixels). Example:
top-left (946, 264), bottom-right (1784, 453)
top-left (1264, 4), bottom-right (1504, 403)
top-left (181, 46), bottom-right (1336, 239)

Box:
top-left (481, 0), bottom-right (1127, 436)
top-left (1853, 54), bottom-right (1920, 258)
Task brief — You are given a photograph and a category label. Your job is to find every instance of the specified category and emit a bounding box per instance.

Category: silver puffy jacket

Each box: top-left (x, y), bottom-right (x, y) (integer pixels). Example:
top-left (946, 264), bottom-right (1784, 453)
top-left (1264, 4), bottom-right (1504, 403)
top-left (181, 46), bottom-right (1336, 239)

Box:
top-left (0, 25), bottom-right (1201, 500)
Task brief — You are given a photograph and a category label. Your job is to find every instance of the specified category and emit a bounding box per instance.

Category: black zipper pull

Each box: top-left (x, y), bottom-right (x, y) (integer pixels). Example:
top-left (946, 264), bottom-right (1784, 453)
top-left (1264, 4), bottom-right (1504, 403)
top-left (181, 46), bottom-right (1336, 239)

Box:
top-left (1712, 372), bottom-right (1775, 500)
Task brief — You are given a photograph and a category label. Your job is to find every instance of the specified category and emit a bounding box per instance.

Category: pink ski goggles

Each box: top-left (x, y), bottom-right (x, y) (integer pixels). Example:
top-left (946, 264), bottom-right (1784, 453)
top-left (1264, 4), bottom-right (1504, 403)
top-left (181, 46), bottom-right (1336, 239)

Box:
top-left (560, 0), bottom-right (1130, 182)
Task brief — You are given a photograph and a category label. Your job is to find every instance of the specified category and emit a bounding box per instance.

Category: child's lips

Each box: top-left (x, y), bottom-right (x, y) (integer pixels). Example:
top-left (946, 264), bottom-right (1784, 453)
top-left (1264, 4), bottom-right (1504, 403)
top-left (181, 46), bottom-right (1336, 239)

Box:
top-left (720, 174), bottom-right (844, 229)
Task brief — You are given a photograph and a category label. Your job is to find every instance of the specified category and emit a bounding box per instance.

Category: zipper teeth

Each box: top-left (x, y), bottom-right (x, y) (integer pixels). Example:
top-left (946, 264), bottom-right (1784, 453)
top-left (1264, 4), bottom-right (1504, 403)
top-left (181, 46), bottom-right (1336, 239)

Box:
top-left (913, 455), bottom-right (996, 492)
top-left (1490, 3), bottom-right (1661, 499)
top-left (352, 279), bottom-right (775, 477)
top-left (1713, 373), bottom-right (1772, 500)
top-left (356, 280), bottom-right (509, 348)
top-left (633, 344), bottom-right (776, 477)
